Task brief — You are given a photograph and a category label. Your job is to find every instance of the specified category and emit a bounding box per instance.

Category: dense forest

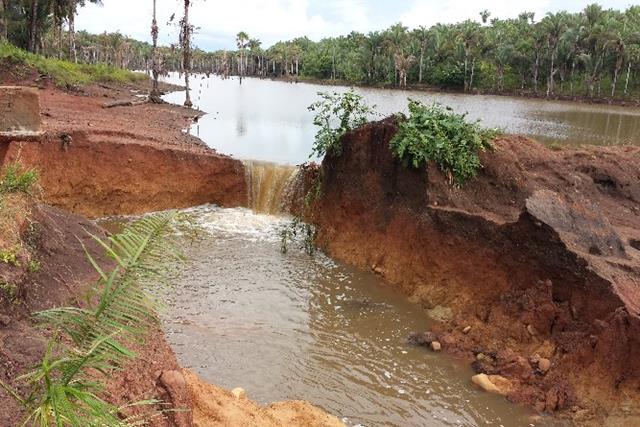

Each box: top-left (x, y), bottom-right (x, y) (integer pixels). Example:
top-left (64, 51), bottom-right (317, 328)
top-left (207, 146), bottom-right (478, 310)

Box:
top-left (1, 1), bottom-right (639, 99)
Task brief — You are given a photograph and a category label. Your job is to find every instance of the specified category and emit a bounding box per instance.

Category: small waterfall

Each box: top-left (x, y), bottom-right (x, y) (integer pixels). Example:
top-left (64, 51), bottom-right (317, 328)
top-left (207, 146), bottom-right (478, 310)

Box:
top-left (244, 160), bottom-right (298, 215)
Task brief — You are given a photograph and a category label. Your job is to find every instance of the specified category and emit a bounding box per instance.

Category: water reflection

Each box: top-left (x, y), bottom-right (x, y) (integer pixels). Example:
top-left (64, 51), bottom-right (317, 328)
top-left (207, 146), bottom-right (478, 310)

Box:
top-left (162, 74), bottom-right (640, 165)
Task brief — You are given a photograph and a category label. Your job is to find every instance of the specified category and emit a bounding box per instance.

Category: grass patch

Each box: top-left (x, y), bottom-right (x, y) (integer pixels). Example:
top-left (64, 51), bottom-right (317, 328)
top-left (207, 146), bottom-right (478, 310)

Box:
top-left (390, 100), bottom-right (500, 184)
top-left (0, 42), bottom-right (147, 87)
top-left (0, 163), bottom-right (39, 195)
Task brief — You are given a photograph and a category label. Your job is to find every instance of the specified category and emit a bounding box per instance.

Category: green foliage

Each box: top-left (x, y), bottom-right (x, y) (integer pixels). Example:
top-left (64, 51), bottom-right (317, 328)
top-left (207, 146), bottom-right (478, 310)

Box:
top-left (0, 281), bottom-right (19, 304)
top-left (280, 217), bottom-right (316, 256)
top-left (27, 259), bottom-right (41, 273)
top-left (390, 100), bottom-right (500, 184)
top-left (0, 247), bottom-right (20, 266)
top-left (0, 163), bottom-right (39, 195)
top-left (0, 42), bottom-right (147, 87)
top-left (0, 211), bottom-right (184, 426)
top-left (307, 90), bottom-right (374, 159)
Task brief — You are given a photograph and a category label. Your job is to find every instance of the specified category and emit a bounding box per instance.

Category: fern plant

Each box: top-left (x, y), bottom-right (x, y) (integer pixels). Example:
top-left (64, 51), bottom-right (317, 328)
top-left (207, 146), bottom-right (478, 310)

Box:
top-left (0, 211), bottom-right (184, 426)
top-left (390, 100), bottom-right (500, 184)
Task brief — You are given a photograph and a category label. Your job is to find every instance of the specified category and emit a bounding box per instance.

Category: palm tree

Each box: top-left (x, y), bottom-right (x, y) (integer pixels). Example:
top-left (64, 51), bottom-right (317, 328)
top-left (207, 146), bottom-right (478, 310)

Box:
top-left (150, 0), bottom-right (161, 102)
top-left (236, 31), bottom-right (249, 84)
top-left (180, 0), bottom-right (193, 107)
top-left (542, 11), bottom-right (568, 96)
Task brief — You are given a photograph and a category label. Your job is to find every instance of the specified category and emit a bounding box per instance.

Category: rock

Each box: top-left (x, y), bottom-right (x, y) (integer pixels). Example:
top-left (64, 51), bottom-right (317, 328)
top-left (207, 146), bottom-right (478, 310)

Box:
top-left (426, 305), bottom-right (452, 322)
top-left (158, 370), bottom-right (193, 427)
top-left (0, 86), bottom-right (42, 136)
top-left (463, 326), bottom-right (472, 334)
top-left (534, 340), bottom-right (556, 359)
top-left (430, 341), bottom-right (442, 351)
top-left (408, 331), bottom-right (437, 346)
top-left (537, 358), bottom-right (551, 373)
top-left (472, 374), bottom-right (500, 393)
top-left (0, 314), bottom-right (11, 326)
top-left (231, 387), bottom-right (247, 399)
top-left (471, 374), bottom-right (512, 396)
top-left (527, 324), bottom-right (538, 336)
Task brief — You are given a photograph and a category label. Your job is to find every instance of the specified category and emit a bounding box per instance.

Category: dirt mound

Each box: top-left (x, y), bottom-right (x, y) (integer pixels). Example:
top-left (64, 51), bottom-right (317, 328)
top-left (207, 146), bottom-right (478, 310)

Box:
top-left (306, 117), bottom-right (640, 425)
top-left (183, 370), bottom-right (345, 427)
top-left (0, 82), bottom-right (247, 218)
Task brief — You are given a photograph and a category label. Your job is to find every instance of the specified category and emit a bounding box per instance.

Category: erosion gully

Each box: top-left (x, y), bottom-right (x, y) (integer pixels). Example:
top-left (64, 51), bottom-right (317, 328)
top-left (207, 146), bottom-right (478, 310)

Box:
top-left (115, 74), bottom-right (613, 426)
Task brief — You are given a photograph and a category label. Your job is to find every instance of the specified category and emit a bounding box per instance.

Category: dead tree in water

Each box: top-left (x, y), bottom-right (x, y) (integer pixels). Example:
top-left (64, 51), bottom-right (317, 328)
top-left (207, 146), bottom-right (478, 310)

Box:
top-left (180, 0), bottom-right (193, 107)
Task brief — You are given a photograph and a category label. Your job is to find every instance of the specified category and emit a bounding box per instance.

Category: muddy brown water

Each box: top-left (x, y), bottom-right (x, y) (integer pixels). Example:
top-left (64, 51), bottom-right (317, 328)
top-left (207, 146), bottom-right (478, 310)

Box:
top-left (162, 73), bottom-right (640, 164)
top-left (146, 205), bottom-right (562, 427)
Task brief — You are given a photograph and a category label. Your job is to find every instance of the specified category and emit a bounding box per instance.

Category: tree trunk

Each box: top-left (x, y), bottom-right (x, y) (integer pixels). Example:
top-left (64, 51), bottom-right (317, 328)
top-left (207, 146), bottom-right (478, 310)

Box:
top-left (150, 0), bottom-right (162, 102)
top-left (0, 0), bottom-right (7, 42)
top-left (533, 54), bottom-right (539, 93)
top-left (463, 55), bottom-right (468, 91)
top-left (418, 49), bottom-right (424, 83)
top-left (624, 62), bottom-right (631, 95)
top-left (611, 56), bottom-right (623, 98)
top-left (570, 61), bottom-right (576, 96)
top-left (469, 57), bottom-right (476, 91)
top-left (182, 0), bottom-right (192, 107)
top-left (68, 6), bottom-right (77, 63)
top-left (29, 0), bottom-right (39, 52)
top-left (547, 49), bottom-right (556, 97)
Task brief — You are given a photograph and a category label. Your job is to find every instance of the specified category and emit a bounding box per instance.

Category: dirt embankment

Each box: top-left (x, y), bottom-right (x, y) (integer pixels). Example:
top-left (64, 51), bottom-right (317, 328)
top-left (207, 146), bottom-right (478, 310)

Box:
top-left (0, 199), bottom-right (188, 426)
top-left (1, 77), bottom-right (247, 218)
top-left (301, 117), bottom-right (640, 425)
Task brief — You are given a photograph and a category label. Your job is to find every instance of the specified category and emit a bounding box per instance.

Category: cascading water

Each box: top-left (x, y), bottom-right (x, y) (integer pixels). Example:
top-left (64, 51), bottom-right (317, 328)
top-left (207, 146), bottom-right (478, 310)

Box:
top-left (244, 160), bottom-right (299, 215)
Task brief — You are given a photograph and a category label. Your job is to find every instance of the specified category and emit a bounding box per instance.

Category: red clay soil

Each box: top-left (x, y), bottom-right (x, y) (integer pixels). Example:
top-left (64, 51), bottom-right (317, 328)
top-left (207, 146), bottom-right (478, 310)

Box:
top-left (0, 201), bottom-right (193, 427)
top-left (302, 117), bottom-right (640, 426)
top-left (0, 71), bottom-right (247, 218)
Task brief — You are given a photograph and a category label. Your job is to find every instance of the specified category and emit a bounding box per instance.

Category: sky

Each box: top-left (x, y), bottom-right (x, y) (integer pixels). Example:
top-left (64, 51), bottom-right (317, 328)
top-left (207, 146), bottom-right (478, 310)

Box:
top-left (76, 0), bottom-right (636, 51)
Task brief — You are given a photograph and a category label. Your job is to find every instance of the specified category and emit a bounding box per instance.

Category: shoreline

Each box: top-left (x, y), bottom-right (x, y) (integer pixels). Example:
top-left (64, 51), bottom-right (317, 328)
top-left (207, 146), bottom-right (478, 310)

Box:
top-left (238, 74), bottom-right (640, 108)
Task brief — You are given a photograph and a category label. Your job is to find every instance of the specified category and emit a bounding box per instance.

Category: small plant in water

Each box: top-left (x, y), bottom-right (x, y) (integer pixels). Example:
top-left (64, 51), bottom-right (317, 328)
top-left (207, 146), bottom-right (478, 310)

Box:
top-left (308, 90), bottom-right (375, 159)
top-left (390, 100), bottom-right (501, 184)
top-left (280, 217), bottom-right (317, 255)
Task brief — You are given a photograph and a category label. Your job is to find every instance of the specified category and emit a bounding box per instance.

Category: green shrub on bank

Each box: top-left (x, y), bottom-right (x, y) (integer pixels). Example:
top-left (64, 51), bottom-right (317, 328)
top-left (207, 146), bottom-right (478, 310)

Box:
top-left (0, 42), bottom-right (147, 87)
top-left (390, 100), bottom-right (500, 184)
top-left (308, 90), bottom-right (375, 158)
top-left (0, 163), bottom-right (39, 195)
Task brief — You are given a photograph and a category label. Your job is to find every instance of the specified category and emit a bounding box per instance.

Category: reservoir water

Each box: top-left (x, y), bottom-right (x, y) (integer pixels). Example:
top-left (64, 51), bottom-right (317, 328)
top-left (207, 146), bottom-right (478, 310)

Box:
top-left (163, 73), bottom-right (640, 165)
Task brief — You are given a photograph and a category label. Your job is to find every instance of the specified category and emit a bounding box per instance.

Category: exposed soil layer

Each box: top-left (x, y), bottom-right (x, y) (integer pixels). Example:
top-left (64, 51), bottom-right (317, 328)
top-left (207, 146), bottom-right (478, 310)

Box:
top-left (303, 117), bottom-right (640, 425)
top-left (183, 370), bottom-right (345, 427)
top-left (1, 71), bottom-right (247, 218)
top-left (0, 200), bottom-right (190, 427)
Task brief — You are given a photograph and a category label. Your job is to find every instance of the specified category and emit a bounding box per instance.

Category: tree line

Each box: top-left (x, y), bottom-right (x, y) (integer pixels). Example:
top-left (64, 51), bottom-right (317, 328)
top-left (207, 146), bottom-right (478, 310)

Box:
top-left (215, 4), bottom-right (640, 100)
top-left (2, 2), bottom-right (639, 100)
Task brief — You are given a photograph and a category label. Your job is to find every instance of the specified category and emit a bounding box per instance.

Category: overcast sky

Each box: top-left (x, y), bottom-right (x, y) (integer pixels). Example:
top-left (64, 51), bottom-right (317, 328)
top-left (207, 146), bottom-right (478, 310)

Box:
top-left (76, 0), bottom-right (635, 51)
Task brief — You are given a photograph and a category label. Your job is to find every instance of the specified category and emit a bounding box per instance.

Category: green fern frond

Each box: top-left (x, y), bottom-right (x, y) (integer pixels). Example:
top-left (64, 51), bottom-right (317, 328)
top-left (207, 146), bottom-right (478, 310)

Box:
top-left (6, 210), bottom-right (185, 426)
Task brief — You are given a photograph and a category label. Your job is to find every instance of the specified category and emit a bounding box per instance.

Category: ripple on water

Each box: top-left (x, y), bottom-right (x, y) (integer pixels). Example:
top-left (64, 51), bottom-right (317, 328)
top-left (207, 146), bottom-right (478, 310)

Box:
top-left (163, 205), bottom-right (564, 427)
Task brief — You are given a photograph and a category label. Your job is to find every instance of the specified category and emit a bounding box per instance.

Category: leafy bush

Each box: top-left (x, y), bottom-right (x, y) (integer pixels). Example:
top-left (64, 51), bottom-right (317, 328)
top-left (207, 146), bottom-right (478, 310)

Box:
top-left (0, 163), bottom-right (39, 195)
top-left (307, 90), bottom-right (374, 159)
top-left (0, 211), bottom-right (184, 426)
top-left (390, 100), bottom-right (500, 184)
top-left (427, 63), bottom-right (464, 88)
top-left (0, 42), bottom-right (147, 87)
